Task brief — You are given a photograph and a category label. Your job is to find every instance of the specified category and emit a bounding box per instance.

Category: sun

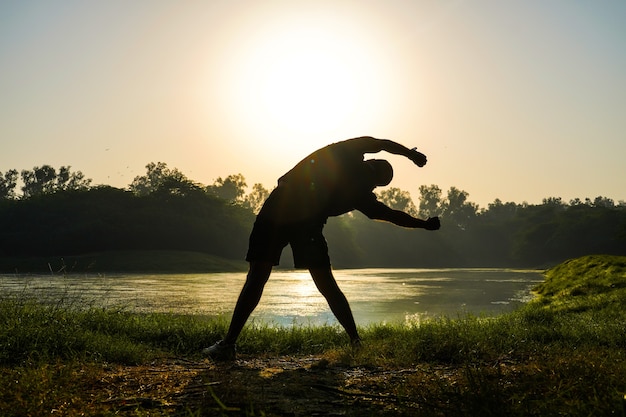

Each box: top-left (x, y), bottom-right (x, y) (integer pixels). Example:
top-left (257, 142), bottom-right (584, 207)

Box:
top-left (211, 7), bottom-right (395, 145)
top-left (254, 35), bottom-right (361, 134)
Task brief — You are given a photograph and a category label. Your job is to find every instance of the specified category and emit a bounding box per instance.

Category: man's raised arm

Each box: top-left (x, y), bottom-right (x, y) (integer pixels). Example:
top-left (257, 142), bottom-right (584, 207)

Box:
top-left (350, 136), bottom-right (428, 167)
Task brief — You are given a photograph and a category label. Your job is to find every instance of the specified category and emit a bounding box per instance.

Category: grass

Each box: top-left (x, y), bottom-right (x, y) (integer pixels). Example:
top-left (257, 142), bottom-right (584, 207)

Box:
top-left (536, 254), bottom-right (626, 297)
top-left (1, 254), bottom-right (626, 415)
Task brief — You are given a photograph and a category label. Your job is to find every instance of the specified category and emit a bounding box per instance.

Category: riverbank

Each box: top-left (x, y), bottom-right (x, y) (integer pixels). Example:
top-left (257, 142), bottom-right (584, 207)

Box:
top-left (1, 254), bottom-right (625, 416)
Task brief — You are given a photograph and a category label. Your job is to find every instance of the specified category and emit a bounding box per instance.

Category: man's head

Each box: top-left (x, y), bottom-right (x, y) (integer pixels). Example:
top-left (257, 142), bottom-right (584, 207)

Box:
top-left (365, 159), bottom-right (393, 187)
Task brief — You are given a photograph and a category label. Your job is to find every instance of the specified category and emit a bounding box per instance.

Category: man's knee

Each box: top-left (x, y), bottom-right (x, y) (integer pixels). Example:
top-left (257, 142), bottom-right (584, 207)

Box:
top-left (309, 268), bottom-right (341, 295)
top-left (243, 262), bottom-right (273, 290)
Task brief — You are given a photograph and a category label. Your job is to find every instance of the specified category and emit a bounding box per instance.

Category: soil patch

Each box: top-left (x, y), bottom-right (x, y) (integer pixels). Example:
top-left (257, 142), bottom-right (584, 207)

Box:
top-left (86, 355), bottom-right (454, 416)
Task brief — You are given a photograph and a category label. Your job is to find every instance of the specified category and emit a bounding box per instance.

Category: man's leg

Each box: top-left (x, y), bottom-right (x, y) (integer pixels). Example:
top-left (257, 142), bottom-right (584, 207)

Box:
top-left (309, 267), bottom-right (360, 343)
top-left (223, 261), bottom-right (273, 344)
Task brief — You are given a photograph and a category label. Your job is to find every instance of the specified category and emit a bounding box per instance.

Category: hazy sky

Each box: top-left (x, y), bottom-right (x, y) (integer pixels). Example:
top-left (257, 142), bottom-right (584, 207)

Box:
top-left (2, 0), bottom-right (625, 207)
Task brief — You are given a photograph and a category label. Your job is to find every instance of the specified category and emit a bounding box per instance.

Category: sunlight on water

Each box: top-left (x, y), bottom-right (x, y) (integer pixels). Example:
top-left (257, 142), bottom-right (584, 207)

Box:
top-left (0, 269), bottom-right (543, 327)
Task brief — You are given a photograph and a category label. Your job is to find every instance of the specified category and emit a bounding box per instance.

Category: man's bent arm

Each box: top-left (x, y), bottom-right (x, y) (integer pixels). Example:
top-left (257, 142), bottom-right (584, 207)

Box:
top-left (358, 200), bottom-right (440, 230)
top-left (381, 210), bottom-right (433, 229)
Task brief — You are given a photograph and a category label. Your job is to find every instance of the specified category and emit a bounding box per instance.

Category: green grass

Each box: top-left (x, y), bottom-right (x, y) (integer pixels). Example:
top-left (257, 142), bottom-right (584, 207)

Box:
top-left (536, 254), bottom-right (626, 297)
top-left (0, 296), bottom-right (227, 365)
top-left (1, 254), bottom-right (626, 415)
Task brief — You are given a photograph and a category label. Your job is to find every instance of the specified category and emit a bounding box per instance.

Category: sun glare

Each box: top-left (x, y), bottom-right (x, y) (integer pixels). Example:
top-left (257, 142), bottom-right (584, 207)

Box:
top-left (254, 36), bottom-right (361, 133)
top-left (291, 272), bottom-right (319, 298)
top-left (211, 7), bottom-right (395, 148)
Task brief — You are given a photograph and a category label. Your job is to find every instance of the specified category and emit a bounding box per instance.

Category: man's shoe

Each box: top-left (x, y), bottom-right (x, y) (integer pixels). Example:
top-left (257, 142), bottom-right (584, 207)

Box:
top-left (202, 340), bottom-right (236, 361)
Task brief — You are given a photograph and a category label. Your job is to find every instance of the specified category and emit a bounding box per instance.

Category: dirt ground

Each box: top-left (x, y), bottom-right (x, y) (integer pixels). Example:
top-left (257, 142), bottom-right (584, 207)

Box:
top-left (87, 354), bottom-right (456, 416)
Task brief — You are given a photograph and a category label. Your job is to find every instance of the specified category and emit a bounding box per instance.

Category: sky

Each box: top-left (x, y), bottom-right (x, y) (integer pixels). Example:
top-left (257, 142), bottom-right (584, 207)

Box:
top-left (1, 0), bottom-right (625, 207)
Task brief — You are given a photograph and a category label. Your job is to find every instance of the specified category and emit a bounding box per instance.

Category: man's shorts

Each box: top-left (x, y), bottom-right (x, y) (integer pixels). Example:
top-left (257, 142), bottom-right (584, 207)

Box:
top-left (245, 218), bottom-right (330, 269)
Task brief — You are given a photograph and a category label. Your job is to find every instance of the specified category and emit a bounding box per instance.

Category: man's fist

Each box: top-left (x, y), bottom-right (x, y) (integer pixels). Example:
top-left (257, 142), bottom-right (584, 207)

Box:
top-left (424, 216), bottom-right (440, 230)
top-left (409, 148), bottom-right (427, 167)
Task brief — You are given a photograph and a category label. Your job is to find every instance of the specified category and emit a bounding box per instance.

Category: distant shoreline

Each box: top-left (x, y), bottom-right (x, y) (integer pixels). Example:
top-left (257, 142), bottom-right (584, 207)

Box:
top-left (0, 250), bottom-right (556, 275)
top-left (0, 250), bottom-right (248, 275)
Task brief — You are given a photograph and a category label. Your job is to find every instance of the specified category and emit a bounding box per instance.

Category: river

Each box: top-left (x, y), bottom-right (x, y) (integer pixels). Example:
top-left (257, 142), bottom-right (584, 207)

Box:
top-left (0, 268), bottom-right (543, 326)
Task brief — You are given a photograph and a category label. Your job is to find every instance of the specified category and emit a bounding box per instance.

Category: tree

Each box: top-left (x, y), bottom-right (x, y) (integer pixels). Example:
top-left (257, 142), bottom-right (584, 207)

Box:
top-left (441, 187), bottom-right (478, 229)
top-left (55, 166), bottom-right (92, 192)
top-left (21, 165), bottom-right (56, 197)
top-left (483, 198), bottom-right (519, 221)
top-left (20, 165), bottom-right (91, 198)
top-left (245, 183), bottom-right (270, 214)
top-left (0, 169), bottom-right (18, 200)
top-left (376, 187), bottom-right (418, 216)
top-left (206, 173), bottom-right (247, 204)
top-left (542, 197), bottom-right (565, 207)
top-left (592, 196), bottom-right (615, 208)
top-left (154, 176), bottom-right (203, 197)
top-left (129, 162), bottom-right (192, 196)
top-left (418, 184), bottom-right (443, 218)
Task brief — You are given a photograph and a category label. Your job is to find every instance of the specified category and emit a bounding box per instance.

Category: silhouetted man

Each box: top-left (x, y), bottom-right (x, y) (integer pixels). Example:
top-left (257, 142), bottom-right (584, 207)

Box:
top-left (203, 136), bottom-right (440, 360)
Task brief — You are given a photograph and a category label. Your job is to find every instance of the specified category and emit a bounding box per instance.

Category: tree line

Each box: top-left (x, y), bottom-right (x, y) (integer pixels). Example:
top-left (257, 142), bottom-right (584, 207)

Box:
top-left (1, 163), bottom-right (625, 269)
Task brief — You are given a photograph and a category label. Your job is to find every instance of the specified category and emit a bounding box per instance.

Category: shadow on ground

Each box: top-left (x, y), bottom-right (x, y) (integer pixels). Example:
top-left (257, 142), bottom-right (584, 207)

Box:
top-left (93, 355), bottom-right (441, 416)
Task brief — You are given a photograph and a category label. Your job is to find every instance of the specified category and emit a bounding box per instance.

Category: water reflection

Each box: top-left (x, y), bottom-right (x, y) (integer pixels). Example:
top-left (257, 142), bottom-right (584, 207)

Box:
top-left (0, 269), bottom-right (543, 326)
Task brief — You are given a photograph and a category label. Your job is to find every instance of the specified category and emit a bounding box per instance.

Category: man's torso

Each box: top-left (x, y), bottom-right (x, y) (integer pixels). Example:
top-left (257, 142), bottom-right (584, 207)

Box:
top-left (260, 140), bottom-right (377, 223)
